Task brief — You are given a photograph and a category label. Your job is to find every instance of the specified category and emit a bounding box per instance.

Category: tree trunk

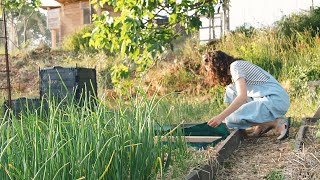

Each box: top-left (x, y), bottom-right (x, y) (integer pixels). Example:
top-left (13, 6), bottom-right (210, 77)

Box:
top-left (23, 20), bottom-right (27, 44)
top-left (23, 11), bottom-right (34, 44)
top-left (9, 16), bottom-right (15, 52)
top-left (223, 0), bottom-right (230, 33)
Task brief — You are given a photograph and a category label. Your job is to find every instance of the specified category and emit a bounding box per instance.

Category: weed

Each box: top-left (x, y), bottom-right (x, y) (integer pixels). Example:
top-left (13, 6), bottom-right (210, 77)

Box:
top-left (264, 170), bottom-right (284, 180)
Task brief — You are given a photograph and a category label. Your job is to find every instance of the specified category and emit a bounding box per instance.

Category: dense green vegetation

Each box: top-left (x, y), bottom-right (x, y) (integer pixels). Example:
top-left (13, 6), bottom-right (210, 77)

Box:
top-left (0, 93), bottom-right (212, 179)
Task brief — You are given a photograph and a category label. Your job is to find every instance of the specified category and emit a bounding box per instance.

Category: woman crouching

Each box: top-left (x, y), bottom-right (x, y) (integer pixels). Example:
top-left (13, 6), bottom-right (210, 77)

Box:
top-left (204, 50), bottom-right (290, 140)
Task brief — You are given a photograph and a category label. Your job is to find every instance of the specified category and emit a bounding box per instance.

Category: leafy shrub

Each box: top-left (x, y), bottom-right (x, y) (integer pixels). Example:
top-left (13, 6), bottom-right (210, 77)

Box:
top-left (289, 62), bottom-right (320, 96)
top-left (231, 23), bottom-right (256, 38)
top-left (306, 68), bottom-right (320, 81)
top-left (61, 24), bottom-right (96, 52)
top-left (276, 7), bottom-right (320, 38)
top-left (317, 119), bottom-right (320, 139)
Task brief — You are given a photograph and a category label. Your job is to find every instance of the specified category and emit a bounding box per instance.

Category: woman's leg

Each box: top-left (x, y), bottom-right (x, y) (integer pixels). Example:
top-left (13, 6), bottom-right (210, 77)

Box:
top-left (251, 118), bottom-right (289, 136)
top-left (225, 99), bottom-right (273, 129)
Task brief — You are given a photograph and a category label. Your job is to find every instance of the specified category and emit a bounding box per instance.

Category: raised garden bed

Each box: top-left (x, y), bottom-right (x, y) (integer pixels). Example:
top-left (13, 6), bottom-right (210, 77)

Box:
top-left (156, 122), bottom-right (244, 180)
top-left (294, 117), bottom-right (319, 150)
top-left (184, 129), bottom-right (244, 180)
top-left (286, 116), bottom-right (320, 179)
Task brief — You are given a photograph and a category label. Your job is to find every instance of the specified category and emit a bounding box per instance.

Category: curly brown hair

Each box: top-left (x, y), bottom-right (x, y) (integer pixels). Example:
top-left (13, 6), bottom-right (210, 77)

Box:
top-left (202, 50), bottom-right (241, 86)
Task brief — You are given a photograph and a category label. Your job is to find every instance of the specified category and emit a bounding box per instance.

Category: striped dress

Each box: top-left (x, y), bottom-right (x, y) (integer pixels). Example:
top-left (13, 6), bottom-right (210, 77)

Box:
top-left (223, 60), bottom-right (290, 129)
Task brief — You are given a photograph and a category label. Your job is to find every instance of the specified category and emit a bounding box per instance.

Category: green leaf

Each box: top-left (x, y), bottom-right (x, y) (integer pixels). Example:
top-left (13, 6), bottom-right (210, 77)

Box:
top-left (88, 0), bottom-right (219, 80)
top-left (190, 16), bottom-right (202, 29)
top-left (82, 33), bottom-right (92, 38)
top-left (131, 48), bottom-right (140, 60)
top-left (169, 14), bottom-right (178, 24)
top-left (120, 41), bottom-right (126, 57)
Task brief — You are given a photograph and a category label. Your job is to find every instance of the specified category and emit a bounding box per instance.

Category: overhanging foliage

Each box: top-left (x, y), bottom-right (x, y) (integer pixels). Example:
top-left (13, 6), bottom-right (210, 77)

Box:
top-left (86, 0), bottom-right (220, 86)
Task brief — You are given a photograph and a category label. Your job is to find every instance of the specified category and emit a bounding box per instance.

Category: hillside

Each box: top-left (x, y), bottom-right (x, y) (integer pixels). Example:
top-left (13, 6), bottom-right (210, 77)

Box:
top-left (4, 31), bottom-right (320, 118)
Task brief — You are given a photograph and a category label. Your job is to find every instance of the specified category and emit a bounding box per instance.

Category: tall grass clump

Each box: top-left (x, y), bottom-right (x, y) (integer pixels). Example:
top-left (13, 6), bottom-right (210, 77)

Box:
top-left (0, 90), bottom-right (191, 179)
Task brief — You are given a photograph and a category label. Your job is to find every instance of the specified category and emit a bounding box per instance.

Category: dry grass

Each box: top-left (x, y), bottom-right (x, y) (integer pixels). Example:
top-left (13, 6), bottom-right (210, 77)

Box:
top-left (214, 124), bottom-right (320, 180)
top-left (214, 128), bottom-right (298, 180)
top-left (284, 126), bottom-right (320, 180)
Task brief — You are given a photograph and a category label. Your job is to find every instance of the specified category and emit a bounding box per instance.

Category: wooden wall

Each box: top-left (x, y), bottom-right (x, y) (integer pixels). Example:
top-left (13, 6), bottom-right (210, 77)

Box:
top-left (47, 8), bottom-right (61, 30)
top-left (46, 0), bottom-right (120, 47)
top-left (60, 1), bottom-right (90, 41)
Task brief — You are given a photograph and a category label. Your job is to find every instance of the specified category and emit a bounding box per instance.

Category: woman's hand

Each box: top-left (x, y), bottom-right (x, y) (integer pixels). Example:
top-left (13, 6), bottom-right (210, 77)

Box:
top-left (207, 116), bottom-right (224, 128)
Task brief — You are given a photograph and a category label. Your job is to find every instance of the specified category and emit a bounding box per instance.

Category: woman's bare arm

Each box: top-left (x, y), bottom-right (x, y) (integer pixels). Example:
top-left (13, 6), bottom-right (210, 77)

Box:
top-left (208, 77), bottom-right (247, 127)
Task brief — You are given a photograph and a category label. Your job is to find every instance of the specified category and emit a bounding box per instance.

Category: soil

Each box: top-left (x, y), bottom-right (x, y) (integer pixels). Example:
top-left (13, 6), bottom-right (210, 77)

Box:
top-left (215, 124), bottom-right (320, 180)
top-left (1, 46), bottom-right (67, 99)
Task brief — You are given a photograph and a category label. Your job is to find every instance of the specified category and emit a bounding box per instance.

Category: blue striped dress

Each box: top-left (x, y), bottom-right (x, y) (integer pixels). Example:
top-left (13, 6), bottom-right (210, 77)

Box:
top-left (224, 60), bottom-right (290, 129)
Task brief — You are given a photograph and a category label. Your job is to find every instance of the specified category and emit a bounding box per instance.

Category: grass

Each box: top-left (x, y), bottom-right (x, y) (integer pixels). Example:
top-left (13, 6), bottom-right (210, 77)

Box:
top-left (0, 83), bottom-right (230, 179)
top-left (146, 29), bottom-right (320, 123)
top-left (0, 91), bottom-right (198, 179)
top-left (153, 91), bottom-right (226, 124)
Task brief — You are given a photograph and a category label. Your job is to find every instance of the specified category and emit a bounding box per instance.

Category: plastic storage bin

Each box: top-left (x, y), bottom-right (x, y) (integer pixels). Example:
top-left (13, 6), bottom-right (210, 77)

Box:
top-left (39, 66), bottom-right (97, 101)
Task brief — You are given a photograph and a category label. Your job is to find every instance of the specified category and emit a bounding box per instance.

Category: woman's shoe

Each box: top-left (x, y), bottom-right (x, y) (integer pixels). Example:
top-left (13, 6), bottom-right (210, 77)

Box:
top-left (249, 126), bottom-right (273, 137)
top-left (276, 117), bottom-right (290, 140)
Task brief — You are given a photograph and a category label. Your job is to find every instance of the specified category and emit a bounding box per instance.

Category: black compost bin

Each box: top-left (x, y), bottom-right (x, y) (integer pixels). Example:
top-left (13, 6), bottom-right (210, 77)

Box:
top-left (3, 97), bottom-right (47, 117)
top-left (39, 66), bottom-right (97, 103)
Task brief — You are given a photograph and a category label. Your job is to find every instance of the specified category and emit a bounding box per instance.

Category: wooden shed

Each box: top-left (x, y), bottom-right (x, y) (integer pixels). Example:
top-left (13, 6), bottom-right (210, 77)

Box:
top-left (41, 0), bottom-right (119, 48)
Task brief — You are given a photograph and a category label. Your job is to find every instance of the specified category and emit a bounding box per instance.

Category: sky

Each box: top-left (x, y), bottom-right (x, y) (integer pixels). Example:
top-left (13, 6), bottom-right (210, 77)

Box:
top-left (229, 0), bottom-right (320, 30)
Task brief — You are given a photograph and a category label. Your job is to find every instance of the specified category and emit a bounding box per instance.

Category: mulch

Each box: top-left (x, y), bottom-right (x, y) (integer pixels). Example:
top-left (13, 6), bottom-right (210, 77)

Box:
top-left (214, 123), bottom-right (320, 180)
top-left (284, 126), bottom-right (320, 180)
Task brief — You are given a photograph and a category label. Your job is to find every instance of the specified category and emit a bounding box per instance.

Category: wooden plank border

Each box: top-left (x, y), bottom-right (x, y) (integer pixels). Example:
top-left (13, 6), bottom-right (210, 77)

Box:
top-left (156, 136), bottom-right (222, 143)
top-left (295, 116), bottom-right (319, 150)
top-left (185, 129), bottom-right (243, 180)
top-left (302, 117), bottom-right (320, 124)
top-left (294, 125), bottom-right (308, 150)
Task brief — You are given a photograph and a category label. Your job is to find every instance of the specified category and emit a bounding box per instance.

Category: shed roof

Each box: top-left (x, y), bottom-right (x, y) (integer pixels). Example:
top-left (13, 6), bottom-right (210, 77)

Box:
top-left (40, 0), bottom-right (61, 9)
top-left (55, 0), bottom-right (87, 4)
